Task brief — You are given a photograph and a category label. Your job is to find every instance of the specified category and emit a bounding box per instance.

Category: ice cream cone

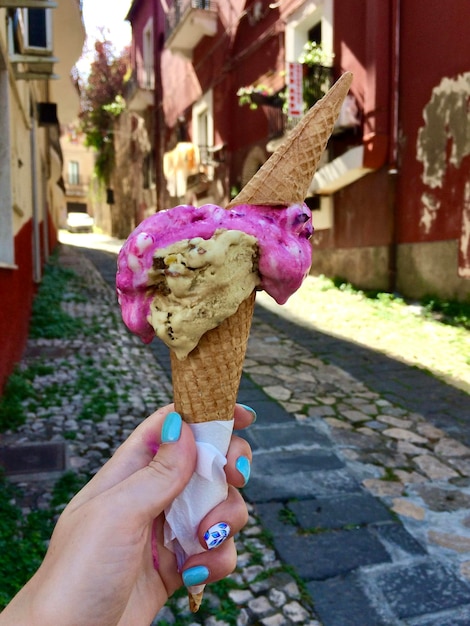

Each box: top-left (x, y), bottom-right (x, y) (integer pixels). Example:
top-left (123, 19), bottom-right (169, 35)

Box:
top-left (166, 73), bottom-right (351, 613)
top-left (170, 291), bottom-right (255, 612)
top-left (227, 71), bottom-right (353, 208)
top-left (170, 290), bottom-right (256, 425)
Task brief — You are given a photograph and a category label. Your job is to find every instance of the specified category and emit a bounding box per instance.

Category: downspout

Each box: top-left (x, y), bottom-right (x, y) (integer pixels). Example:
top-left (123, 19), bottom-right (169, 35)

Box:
top-left (30, 106), bottom-right (41, 283)
top-left (154, 0), bottom-right (166, 212)
top-left (42, 84), bottom-right (50, 261)
top-left (388, 0), bottom-right (400, 292)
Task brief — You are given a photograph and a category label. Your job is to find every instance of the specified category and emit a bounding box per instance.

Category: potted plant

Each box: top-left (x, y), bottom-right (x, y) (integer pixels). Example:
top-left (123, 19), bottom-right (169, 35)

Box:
top-left (237, 84), bottom-right (283, 109)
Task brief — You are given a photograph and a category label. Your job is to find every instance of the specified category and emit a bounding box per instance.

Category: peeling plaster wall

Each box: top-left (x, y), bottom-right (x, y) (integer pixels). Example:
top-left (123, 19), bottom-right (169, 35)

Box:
top-left (416, 73), bottom-right (470, 237)
top-left (393, 0), bottom-right (470, 299)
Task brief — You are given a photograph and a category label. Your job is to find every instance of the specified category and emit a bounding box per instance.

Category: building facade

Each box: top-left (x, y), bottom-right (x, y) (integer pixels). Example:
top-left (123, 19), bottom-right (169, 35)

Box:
top-left (124, 0), bottom-right (470, 302)
top-left (0, 0), bottom-right (85, 391)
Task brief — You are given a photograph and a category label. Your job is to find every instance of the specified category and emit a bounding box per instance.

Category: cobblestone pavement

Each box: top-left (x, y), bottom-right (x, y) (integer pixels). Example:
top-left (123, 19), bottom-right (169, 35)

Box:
top-left (5, 240), bottom-right (470, 626)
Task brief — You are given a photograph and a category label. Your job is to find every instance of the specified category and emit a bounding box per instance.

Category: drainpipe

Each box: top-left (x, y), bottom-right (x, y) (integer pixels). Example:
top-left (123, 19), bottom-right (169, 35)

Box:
top-left (388, 0), bottom-right (400, 293)
top-left (30, 109), bottom-right (41, 283)
top-left (154, 1), bottom-right (166, 212)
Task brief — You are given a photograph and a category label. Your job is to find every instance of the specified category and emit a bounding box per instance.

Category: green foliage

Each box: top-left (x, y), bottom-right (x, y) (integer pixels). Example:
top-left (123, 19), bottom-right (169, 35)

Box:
top-left (298, 41), bottom-right (334, 67)
top-left (211, 578), bottom-right (240, 624)
top-left (236, 42), bottom-right (333, 113)
top-left (30, 260), bottom-right (85, 339)
top-left (79, 41), bottom-right (127, 184)
top-left (0, 469), bottom-right (87, 609)
top-left (0, 370), bottom-right (32, 431)
top-left (290, 41), bottom-right (334, 112)
top-left (237, 83), bottom-right (275, 109)
top-left (422, 296), bottom-right (470, 330)
top-left (0, 360), bottom-right (59, 431)
top-left (278, 505), bottom-right (298, 526)
top-left (50, 471), bottom-right (87, 508)
top-left (0, 475), bottom-right (51, 608)
top-left (381, 467), bottom-right (400, 482)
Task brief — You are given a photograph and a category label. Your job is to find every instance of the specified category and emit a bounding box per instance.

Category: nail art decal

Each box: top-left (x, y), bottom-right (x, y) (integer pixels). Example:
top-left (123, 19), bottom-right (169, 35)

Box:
top-left (204, 522), bottom-right (231, 550)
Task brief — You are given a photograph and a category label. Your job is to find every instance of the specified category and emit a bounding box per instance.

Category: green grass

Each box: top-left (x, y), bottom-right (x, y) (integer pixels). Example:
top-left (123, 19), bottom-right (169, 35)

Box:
top-left (331, 276), bottom-right (470, 329)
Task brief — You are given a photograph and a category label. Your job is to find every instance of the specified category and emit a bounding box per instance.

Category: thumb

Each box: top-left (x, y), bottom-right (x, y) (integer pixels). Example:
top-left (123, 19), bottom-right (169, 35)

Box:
top-left (113, 412), bottom-right (197, 522)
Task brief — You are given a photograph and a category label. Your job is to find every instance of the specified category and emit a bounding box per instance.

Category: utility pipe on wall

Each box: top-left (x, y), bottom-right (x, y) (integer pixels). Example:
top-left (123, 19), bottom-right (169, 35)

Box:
top-left (387, 0), bottom-right (401, 292)
top-left (30, 108), bottom-right (41, 283)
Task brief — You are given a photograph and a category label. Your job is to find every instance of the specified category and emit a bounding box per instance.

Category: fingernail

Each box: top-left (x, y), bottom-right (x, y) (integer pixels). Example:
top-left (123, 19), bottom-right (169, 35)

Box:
top-left (239, 404), bottom-right (257, 423)
top-left (204, 522), bottom-right (231, 550)
top-left (182, 565), bottom-right (209, 587)
top-left (236, 456), bottom-right (251, 486)
top-left (161, 411), bottom-right (182, 443)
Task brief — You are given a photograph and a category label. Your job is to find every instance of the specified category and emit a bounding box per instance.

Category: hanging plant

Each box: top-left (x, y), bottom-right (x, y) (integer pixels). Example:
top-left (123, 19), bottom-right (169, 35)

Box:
top-left (237, 84), bottom-right (283, 109)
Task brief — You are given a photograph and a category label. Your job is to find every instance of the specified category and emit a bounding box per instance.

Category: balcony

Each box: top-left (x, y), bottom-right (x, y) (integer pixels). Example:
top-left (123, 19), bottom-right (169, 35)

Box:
top-left (64, 175), bottom-right (89, 197)
top-left (124, 71), bottom-right (154, 112)
top-left (165, 0), bottom-right (217, 59)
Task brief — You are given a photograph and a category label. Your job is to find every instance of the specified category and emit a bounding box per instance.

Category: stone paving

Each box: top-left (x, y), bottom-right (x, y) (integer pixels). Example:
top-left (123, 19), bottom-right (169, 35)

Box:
top-left (3, 241), bottom-right (470, 625)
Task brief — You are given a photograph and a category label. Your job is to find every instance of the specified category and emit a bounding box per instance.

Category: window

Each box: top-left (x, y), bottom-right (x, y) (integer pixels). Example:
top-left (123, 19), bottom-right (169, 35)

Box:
top-left (192, 90), bottom-right (214, 178)
top-left (68, 161), bottom-right (80, 185)
top-left (285, 0), bottom-right (333, 64)
top-left (143, 151), bottom-right (156, 189)
top-left (20, 7), bottom-right (53, 54)
top-left (142, 18), bottom-right (154, 89)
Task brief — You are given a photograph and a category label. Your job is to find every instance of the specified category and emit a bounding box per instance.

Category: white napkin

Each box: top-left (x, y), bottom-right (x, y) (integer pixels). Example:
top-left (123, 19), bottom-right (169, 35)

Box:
top-left (164, 419), bottom-right (234, 569)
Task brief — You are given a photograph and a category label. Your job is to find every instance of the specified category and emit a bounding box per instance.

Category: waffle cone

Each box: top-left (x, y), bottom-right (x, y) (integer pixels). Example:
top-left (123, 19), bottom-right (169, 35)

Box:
top-left (227, 72), bottom-right (353, 208)
top-left (170, 291), bottom-right (256, 424)
top-left (189, 589), bottom-right (205, 613)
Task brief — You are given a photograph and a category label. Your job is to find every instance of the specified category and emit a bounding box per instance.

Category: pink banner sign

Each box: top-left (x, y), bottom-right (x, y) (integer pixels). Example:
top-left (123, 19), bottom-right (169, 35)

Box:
top-left (288, 62), bottom-right (303, 118)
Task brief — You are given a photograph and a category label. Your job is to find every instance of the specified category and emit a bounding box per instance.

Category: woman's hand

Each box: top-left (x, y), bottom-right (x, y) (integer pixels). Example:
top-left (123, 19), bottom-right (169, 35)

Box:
top-left (0, 404), bottom-right (255, 626)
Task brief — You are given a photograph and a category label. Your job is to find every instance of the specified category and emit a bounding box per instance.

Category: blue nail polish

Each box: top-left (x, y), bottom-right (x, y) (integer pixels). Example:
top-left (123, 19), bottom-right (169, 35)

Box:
top-left (239, 404), bottom-right (257, 423)
top-left (182, 565), bottom-right (209, 587)
top-left (161, 411), bottom-right (182, 443)
top-left (236, 456), bottom-right (251, 486)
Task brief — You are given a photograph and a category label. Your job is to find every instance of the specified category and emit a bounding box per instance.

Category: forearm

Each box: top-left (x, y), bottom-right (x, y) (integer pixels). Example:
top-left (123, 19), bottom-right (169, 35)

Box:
top-left (0, 576), bottom-right (39, 625)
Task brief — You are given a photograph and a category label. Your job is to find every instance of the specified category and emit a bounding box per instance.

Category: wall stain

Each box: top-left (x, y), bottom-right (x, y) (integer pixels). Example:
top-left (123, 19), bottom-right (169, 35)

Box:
top-left (416, 72), bottom-right (470, 237)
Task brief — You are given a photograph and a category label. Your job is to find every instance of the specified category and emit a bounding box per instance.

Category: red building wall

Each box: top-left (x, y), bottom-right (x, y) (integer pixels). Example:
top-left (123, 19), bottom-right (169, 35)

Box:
top-left (0, 222), bottom-right (36, 392)
top-left (396, 0), bottom-right (470, 247)
top-left (312, 0), bottom-right (470, 296)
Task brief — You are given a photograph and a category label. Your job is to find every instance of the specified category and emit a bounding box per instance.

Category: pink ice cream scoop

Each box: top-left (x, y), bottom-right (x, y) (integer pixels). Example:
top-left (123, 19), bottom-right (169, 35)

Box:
top-left (116, 202), bottom-right (312, 346)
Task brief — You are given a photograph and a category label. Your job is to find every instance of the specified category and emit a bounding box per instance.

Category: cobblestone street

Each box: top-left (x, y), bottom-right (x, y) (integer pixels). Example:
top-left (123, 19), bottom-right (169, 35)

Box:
top-left (4, 238), bottom-right (470, 625)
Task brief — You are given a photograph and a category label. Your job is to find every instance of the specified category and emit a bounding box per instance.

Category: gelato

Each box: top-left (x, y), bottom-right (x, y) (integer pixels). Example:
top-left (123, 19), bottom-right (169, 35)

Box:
top-left (116, 202), bottom-right (312, 358)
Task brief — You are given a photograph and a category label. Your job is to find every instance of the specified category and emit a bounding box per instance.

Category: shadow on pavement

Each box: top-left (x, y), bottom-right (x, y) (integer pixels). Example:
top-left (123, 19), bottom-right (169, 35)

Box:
top-left (74, 243), bottom-right (470, 446)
